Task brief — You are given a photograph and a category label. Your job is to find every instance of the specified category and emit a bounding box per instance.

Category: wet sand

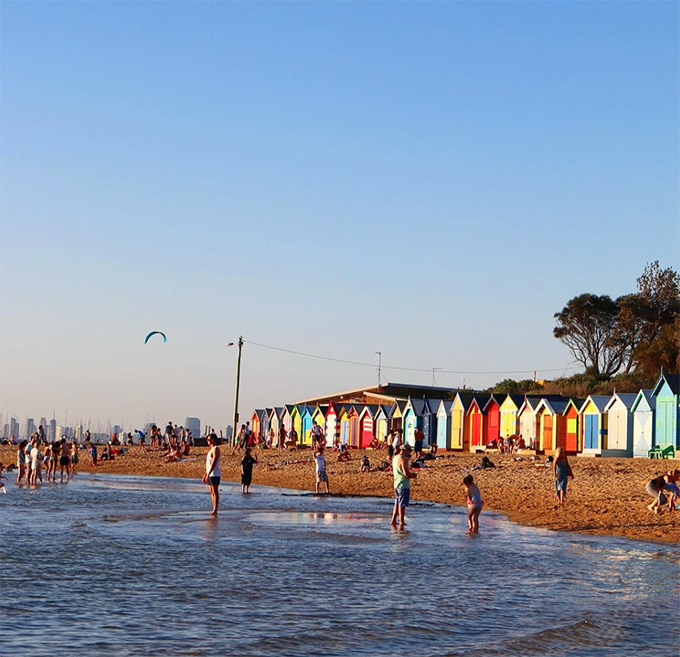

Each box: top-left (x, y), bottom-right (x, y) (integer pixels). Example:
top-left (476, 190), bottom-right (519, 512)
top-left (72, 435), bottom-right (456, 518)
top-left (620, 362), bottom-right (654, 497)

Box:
top-left (3, 445), bottom-right (678, 544)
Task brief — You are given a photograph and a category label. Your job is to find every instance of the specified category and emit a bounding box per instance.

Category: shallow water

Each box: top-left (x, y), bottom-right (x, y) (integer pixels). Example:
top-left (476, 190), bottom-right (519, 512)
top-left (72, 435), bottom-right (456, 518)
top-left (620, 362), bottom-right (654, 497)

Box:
top-left (1, 474), bottom-right (678, 656)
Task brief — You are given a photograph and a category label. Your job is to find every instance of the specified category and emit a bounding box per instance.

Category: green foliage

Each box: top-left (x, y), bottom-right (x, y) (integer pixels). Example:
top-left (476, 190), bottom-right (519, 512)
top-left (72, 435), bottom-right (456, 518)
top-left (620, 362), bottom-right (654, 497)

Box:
top-left (491, 379), bottom-right (540, 394)
top-left (553, 261), bottom-right (679, 380)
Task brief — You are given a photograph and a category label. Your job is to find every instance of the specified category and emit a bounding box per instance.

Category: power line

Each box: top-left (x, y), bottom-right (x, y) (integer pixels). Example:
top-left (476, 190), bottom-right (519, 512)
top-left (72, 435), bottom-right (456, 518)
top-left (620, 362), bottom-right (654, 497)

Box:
top-left (242, 339), bottom-right (582, 376)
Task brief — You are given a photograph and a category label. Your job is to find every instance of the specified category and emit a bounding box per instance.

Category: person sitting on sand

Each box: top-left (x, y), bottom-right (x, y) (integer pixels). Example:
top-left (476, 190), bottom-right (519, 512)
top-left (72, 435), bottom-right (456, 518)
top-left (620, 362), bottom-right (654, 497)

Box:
top-left (553, 447), bottom-right (573, 505)
top-left (337, 443), bottom-right (351, 462)
top-left (165, 446), bottom-right (180, 463)
top-left (313, 445), bottom-right (330, 495)
top-left (463, 474), bottom-right (483, 533)
top-left (646, 474), bottom-right (669, 514)
top-left (360, 455), bottom-right (370, 473)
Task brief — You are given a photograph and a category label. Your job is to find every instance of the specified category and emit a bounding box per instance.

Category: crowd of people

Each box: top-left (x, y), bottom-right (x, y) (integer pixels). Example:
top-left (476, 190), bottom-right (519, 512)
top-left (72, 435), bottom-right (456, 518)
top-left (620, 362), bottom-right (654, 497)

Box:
top-left (5, 419), bottom-right (676, 534)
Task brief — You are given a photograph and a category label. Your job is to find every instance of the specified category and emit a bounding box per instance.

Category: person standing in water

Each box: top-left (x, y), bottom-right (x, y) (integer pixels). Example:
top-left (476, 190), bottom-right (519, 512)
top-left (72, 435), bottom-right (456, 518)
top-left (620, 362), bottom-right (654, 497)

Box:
top-left (203, 433), bottom-right (221, 516)
top-left (16, 441), bottom-right (27, 484)
top-left (390, 443), bottom-right (416, 530)
top-left (240, 447), bottom-right (257, 494)
top-left (313, 445), bottom-right (330, 495)
top-left (463, 474), bottom-right (483, 533)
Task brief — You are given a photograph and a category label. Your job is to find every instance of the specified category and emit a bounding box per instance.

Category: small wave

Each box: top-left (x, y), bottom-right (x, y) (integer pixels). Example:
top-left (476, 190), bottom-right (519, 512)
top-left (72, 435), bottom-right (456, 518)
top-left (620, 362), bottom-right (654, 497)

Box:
top-left (443, 618), bottom-right (619, 656)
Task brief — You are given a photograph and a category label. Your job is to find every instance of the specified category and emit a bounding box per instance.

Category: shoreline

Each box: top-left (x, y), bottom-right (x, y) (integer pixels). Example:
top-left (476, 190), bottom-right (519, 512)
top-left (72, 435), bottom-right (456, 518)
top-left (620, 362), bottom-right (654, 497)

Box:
top-left (3, 445), bottom-right (678, 544)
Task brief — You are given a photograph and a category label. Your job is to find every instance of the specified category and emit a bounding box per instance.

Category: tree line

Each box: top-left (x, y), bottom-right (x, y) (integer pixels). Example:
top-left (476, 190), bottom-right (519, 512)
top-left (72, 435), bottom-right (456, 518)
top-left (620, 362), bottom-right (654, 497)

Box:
top-left (492, 261), bottom-right (680, 397)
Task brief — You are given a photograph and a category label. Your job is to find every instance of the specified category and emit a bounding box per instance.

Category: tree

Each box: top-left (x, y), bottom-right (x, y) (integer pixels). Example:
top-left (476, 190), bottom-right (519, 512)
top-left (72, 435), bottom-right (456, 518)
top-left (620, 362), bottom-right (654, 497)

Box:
top-left (637, 261), bottom-right (680, 336)
top-left (553, 294), bottom-right (623, 375)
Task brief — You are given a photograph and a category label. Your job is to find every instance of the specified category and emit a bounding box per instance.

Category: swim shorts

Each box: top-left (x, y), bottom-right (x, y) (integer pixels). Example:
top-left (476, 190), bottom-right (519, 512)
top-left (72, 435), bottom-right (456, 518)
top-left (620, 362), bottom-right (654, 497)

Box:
top-left (394, 485), bottom-right (410, 507)
top-left (60, 456), bottom-right (70, 467)
top-left (208, 476), bottom-right (221, 487)
top-left (664, 483), bottom-right (679, 495)
top-left (316, 470), bottom-right (329, 484)
top-left (414, 440), bottom-right (423, 452)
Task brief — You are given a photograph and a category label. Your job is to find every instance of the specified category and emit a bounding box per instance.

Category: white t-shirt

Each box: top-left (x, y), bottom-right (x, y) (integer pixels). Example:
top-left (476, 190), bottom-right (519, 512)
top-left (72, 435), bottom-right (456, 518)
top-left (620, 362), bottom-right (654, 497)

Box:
top-left (392, 435), bottom-right (401, 450)
top-left (205, 446), bottom-right (221, 478)
top-left (313, 453), bottom-right (326, 473)
top-left (30, 447), bottom-right (40, 469)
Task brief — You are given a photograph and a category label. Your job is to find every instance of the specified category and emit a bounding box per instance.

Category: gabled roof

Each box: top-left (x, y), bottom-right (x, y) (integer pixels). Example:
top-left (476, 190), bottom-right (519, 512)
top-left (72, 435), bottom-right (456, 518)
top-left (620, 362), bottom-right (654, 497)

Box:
top-left (395, 400), bottom-right (408, 413)
top-left (578, 395), bottom-right (611, 414)
top-left (505, 394), bottom-right (525, 409)
top-left (351, 404), bottom-right (366, 415)
top-left (652, 372), bottom-right (680, 397)
top-left (483, 395), bottom-right (504, 412)
top-left (438, 400), bottom-right (453, 414)
top-left (452, 391), bottom-right (476, 409)
top-left (270, 407), bottom-right (283, 420)
top-left (604, 393), bottom-right (638, 412)
top-left (359, 404), bottom-right (379, 419)
top-left (252, 409), bottom-right (262, 418)
top-left (535, 398), bottom-right (570, 415)
top-left (563, 398), bottom-right (583, 414)
top-left (473, 394), bottom-right (491, 407)
top-left (256, 409), bottom-right (269, 421)
top-left (631, 389), bottom-right (655, 412)
top-left (313, 404), bottom-right (329, 417)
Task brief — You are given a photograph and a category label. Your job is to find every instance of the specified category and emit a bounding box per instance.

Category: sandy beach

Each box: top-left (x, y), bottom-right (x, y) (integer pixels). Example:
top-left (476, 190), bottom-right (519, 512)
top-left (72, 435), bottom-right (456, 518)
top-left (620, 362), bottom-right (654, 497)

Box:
top-left (3, 444), bottom-right (678, 544)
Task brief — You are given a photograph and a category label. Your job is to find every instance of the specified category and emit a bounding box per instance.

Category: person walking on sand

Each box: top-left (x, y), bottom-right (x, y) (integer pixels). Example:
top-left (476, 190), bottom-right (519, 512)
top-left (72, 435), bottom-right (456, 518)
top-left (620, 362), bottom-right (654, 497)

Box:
top-left (390, 443), bottom-right (417, 530)
top-left (203, 433), bottom-right (221, 516)
top-left (313, 445), bottom-right (330, 495)
top-left (278, 425), bottom-right (287, 451)
top-left (240, 447), bottom-right (257, 494)
top-left (463, 474), bottom-right (483, 533)
top-left (553, 447), bottom-right (573, 505)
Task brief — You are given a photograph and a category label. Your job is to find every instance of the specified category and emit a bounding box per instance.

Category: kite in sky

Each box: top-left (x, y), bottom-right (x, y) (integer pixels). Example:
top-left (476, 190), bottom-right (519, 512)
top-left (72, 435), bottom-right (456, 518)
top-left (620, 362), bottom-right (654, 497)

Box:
top-left (144, 331), bottom-right (167, 344)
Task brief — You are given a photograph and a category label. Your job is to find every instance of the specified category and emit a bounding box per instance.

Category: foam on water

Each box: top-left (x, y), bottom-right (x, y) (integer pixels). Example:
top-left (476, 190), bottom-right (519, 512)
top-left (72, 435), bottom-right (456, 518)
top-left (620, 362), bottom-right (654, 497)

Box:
top-left (1, 474), bottom-right (677, 656)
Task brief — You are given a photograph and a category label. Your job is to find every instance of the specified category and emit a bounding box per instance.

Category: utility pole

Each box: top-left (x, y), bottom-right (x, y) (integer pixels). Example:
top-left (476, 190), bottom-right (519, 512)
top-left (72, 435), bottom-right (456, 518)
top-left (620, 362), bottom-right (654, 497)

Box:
top-left (432, 368), bottom-right (442, 386)
top-left (230, 336), bottom-right (244, 446)
top-left (375, 351), bottom-right (382, 385)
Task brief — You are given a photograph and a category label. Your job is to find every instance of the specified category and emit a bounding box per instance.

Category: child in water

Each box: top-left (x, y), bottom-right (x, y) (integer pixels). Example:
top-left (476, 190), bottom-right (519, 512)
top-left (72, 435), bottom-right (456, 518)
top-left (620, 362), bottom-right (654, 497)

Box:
top-left (463, 474), bottom-right (483, 533)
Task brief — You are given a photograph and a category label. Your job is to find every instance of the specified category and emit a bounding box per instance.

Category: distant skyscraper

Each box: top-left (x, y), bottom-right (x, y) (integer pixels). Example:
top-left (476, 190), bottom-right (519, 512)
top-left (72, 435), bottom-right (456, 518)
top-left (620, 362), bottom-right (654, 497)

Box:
top-left (10, 417), bottom-right (19, 440)
top-left (112, 424), bottom-right (122, 438)
top-left (56, 426), bottom-right (64, 440)
top-left (40, 417), bottom-right (48, 432)
top-left (25, 418), bottom-right (36, 440)
top-left (1, 424), bottom-right (8, 440)
top-left (48, 419), bottom-right (57, 442)
top-left (184, 417), bottom-right (201, 440)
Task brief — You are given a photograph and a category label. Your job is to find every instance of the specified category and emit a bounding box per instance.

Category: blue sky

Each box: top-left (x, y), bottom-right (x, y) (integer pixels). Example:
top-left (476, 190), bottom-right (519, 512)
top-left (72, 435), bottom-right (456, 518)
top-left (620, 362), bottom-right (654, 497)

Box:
top-left (1, 2), bottom-right (678, 431)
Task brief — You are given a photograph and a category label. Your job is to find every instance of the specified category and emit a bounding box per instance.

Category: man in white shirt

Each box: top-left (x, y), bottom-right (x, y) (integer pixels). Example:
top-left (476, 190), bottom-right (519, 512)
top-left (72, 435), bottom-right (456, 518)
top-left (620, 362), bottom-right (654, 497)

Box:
top-left (313, 446), bottom-right (330, 495)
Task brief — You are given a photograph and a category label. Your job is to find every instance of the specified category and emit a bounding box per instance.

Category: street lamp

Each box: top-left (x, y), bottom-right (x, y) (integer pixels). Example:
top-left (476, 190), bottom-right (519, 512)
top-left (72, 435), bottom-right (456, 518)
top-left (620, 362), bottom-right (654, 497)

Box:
top-left (226, 336), bottom-right (244, 445)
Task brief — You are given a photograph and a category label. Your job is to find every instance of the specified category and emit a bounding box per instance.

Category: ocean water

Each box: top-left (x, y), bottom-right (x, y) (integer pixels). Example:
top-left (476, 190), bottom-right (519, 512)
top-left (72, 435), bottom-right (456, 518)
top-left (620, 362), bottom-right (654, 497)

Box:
top-left (1, 474), bottom-right (678, 656)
